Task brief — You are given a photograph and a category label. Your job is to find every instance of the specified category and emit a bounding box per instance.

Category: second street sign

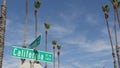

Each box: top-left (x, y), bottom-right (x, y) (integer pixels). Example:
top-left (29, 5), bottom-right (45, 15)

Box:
top-left (12, 46), bottom-right (53, 62)
top-left (29, 35), bottom-right (41, 49)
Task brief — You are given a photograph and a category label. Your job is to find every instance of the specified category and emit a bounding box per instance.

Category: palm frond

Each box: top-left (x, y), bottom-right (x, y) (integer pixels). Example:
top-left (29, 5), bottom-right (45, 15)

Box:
top-left (57, 45), bottom-right (61, 50)
top-left (52, 40), bottom-right (57, 45)
top-left (102, 6), bottom-right (106, 12)
top-left (44, 23), bottom-right (50, 29)
top-left (111, 0), bottom-right (116, 3)
top-left (102, 5), bottom-right (110, 13)
top-left (117, 1), bottom-right (120, 7)
top-left (34, 1), bottom-right (41, 9)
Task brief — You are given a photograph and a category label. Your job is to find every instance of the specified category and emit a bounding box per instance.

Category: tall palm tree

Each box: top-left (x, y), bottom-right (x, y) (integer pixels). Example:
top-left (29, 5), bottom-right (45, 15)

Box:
top-left (44, 23), bottom-right (50, 68)
top-left (111, 0), bottom-right (120, 27)
top-left (21, 0), bottom-right (28, 64)
top-left (52, 40), bottom-right (57, 68)
top-left (32, 0), bottom-right (41, 65)
top-left (116, 1), bottom-right (120, 28)
top-left (102, 5), bottom-right (117, 68)
top-left (57, 45), bottom-right (61, 68)
top-left (0, 0), bottom-right (6, 67)
top-left (44, 23), bottom-right (50, 51)
top-left (34, 0), bottom-right (41, 38)
top-left (111, 0), bottom-right (120, 67)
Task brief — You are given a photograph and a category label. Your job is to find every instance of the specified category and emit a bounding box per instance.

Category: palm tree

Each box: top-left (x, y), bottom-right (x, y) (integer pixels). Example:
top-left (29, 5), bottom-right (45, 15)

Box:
top-left (34, 0), bottom-right (41, 38)
top-left (44, 23), bottom-right (50, 51)
top-left (52, 40), bottom-right (57, 68)
top-left (0, 0), bottom-right (6, 67)
top-left (111, 0), bottom-right (120, 67)
top-left (111, 0), bottom-right (120, 27)
top-left (116, 1), bottom-right (120, 28)
top-left (21, 0), bottom-right (28, 64)
top-left (102, 5), bottom-right (117, 68)
top-left (32, 0), bottom-right (41, 65)
top-left (57, 45), bottom-right (61, 68)
top-left (44, 23), bottom-right (50, 68)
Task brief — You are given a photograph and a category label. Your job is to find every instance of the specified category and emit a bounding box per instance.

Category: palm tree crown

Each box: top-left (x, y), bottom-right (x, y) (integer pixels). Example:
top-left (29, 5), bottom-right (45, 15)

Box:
top-left (57, 45), bottom-right (61, 50)
top-left (111, 0), bottom-right (118, 7)
top-left (52, 40), bottom-right (57, 45)
top-left (44, 23), bottom-right (50, 30)
top-left (102, 5), bottom-right (110, 13)
top-left (118, 1), bottom-right (120, 7)
top-left (102, 5), bottom-right (110, 19)
top-left (34, 0), bottom-right (41, 9)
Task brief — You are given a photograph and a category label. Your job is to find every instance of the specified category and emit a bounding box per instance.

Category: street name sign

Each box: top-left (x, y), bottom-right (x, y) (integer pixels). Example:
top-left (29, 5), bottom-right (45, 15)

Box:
top-left (12, 46), bottom-right (53, 62)
top-left (29, 35), bottom-right (41, 49)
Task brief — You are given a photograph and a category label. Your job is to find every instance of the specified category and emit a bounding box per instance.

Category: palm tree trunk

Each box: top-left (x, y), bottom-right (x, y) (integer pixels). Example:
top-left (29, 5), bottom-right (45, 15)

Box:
top-left (35, 9), bottom-right (38, 38)
top-left (58, 56), bottom-right (60, 68)
top-left (114, 9), bottom-right (120, 68)
top-left (0, 0), bottom-right (6, 67)
top-left (23, 0), bottom-right (28, 48)
top-left (105, 13), bottom-right (117, 68)
top-left (58, 51), bottom-right (60, 68)
top-left (53, 46), bottom-right (56, 68)
top-left (45, 30), bottom-right (48, 68)
top-left (45, 30), bottom-right (48, 51)
top-left (21, 0), bottom-right (28, 64)
top-left (116, 7), bottom-right (120, 28)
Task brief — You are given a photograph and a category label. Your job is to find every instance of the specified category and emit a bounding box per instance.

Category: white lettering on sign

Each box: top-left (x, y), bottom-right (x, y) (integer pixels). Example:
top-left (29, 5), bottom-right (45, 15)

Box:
top-left (13, 48), bottom-right (17, 56)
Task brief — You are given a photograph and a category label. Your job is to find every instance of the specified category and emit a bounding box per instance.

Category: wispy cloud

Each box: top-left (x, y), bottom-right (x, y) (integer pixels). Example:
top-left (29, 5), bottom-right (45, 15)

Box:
top-left (80, 39), bottom-right (111, 52)
top-left (70, 59), bottom-right (112, 68)
top-left (59, 11), bottom-right (81, 23)
top-left (62, 34), bottom-right (111, 52)
top-left (50, 24), bottom-right (75, 38)
top-left (101, 26), bottom-right (120, 45)
top-left (85, 14), bottom-right (100, 25)
top-left (3, 58), bottom-right (20, 68)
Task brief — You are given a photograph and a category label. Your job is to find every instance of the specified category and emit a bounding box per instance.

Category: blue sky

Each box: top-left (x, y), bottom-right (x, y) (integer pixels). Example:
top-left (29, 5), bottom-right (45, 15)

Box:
top-left (1, 0), bottom-right (120, 68)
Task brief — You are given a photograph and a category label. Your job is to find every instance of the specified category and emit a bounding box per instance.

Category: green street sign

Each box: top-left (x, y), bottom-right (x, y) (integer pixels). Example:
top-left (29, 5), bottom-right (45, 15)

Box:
top-left (29, 35), bottom-right (41, 49)
top-left (12, 46), bottom-right (53, 62)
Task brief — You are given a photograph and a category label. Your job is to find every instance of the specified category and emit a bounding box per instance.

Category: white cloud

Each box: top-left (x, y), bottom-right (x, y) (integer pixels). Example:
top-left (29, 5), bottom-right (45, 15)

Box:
top-left (82, 39), bottom-right (111, 52)
top-left (3, 58), bottom-right (20, 68)
top-left (59, 4), bottom-right (82, 24)
top-left (6, 19), bottom-right (11, 27)
top-left (52, 25), bottom-right (69, 33)
top-left (85, 14), bottom-right (99, 25)
top-left (50, 25), bottom-right (75, 38)
top-left (59, 12), bottom-right (79, 23)
top-left (101, 27), bottom-right (108, 36)
top-left (60, 64), bottom-right (73, 68)
top-left (62, 34), bottom-right (111, 52)
top-left (101, 26), bottom-right (120, 46)
top-left (71, 59), bottom-right (111, 68)
top-left (5, 41), bottom-right (15, 46)
top-left (72, 62), bottom-right (85, 68)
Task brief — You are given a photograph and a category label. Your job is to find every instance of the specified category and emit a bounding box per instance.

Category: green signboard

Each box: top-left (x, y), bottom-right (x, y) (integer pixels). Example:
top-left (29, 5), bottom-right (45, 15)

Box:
top-left (12, 46), bottom-right (53, 62)
top-left (29, 35), bottom-right (41, 49)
